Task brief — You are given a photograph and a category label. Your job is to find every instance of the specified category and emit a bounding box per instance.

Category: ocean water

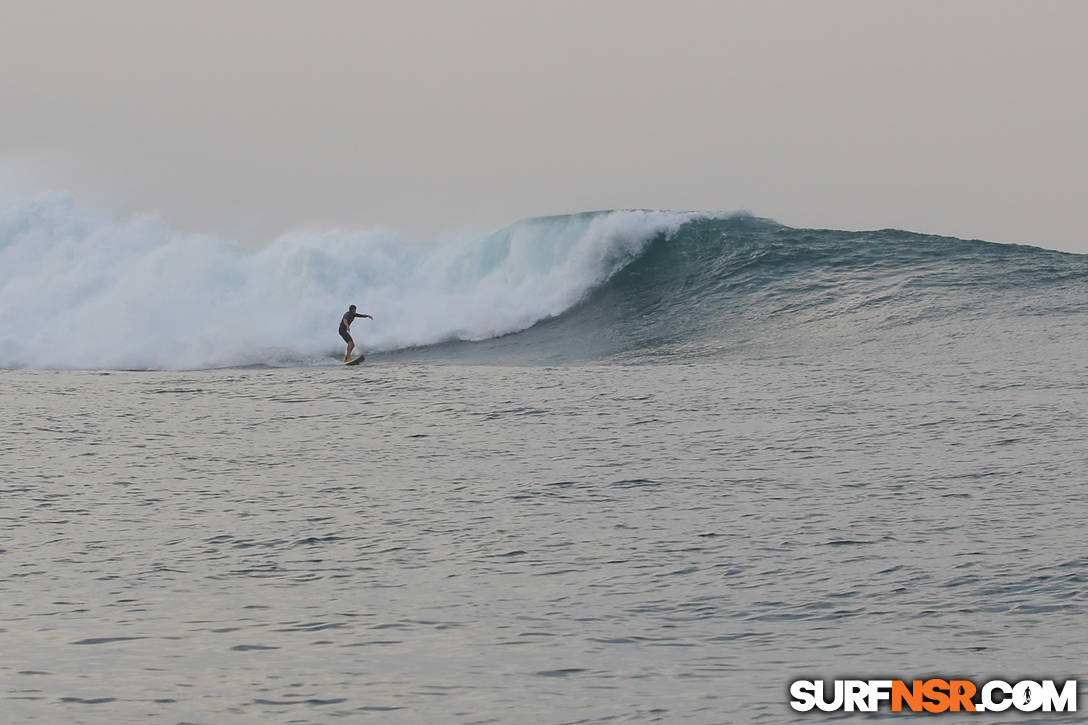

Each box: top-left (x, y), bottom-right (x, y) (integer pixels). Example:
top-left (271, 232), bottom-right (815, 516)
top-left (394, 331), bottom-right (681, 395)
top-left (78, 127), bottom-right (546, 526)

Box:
top-left (2, 197), bottom-right (1087, 723)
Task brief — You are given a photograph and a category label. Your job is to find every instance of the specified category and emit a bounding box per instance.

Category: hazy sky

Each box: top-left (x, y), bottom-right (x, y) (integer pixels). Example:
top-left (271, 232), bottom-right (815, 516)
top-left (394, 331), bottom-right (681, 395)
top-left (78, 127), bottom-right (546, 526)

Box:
top-left (2, 0), bottom-right (1086, 252)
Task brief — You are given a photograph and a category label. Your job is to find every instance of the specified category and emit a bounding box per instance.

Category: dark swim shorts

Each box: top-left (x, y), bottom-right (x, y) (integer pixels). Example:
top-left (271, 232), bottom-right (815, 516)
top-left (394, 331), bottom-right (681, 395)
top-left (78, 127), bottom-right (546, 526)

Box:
top-left (339, 328), bottom-right (353, 343)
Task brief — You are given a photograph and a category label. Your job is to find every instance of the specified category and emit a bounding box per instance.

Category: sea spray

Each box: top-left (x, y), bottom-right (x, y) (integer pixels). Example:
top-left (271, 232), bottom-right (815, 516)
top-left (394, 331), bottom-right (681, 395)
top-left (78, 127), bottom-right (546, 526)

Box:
top-left (0, 191), bottom-right (697, 369)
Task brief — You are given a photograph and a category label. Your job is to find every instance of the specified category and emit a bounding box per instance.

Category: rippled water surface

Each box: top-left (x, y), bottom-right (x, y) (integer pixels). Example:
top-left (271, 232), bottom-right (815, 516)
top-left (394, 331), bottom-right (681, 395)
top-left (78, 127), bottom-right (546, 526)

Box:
top-left (2, 355), bottom-right (1086, 723)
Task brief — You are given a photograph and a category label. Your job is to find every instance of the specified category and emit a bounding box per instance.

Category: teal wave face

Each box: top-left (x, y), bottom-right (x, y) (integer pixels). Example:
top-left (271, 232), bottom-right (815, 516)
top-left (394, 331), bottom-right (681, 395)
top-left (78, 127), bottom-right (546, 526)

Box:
top-left (394, 214), bottom-right (1088, 363)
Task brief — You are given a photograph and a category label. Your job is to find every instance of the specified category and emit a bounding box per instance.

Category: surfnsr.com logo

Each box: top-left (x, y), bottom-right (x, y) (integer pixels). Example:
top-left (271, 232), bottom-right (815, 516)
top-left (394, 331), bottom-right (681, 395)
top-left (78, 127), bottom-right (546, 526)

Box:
top-left (789, 679), bottom-right (1077, 713)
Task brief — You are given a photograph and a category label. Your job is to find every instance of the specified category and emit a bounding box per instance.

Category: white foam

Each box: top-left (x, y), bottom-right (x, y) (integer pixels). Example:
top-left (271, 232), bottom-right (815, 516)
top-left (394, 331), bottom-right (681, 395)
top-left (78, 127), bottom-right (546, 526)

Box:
top-left (0, 191), bottom-right (694, 369)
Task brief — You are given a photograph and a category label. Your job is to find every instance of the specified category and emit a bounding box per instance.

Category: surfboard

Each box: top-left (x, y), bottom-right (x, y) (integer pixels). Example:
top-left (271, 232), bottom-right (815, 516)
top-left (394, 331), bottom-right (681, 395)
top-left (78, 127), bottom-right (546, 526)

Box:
top-left (344, 354), bottom-right (365, 366)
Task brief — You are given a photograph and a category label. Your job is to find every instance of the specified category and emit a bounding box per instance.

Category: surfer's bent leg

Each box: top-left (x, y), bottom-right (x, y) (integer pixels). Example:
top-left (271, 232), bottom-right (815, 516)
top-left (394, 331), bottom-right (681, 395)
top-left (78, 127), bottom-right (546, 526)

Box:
top-left (340, 328), bottom-right (354, 361)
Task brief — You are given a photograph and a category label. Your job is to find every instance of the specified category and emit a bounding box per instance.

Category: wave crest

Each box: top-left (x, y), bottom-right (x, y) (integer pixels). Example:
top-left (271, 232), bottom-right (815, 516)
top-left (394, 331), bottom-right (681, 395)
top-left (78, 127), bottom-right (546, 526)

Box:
top-left (0, 192), bottom-right (695, 369)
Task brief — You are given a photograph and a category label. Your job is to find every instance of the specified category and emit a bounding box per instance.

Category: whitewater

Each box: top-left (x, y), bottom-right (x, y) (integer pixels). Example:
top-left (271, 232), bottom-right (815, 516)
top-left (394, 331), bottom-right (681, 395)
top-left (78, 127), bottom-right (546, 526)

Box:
top-left (0, 192), bottom-right (698, 370)
top-left (2, 188), bottom-right (1087, 723)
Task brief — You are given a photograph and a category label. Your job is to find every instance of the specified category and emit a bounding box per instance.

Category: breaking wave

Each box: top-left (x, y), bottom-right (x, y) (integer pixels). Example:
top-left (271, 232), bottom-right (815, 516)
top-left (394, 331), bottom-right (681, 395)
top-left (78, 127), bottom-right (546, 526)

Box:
top-left (1, 190), bottom-right (1084, 370)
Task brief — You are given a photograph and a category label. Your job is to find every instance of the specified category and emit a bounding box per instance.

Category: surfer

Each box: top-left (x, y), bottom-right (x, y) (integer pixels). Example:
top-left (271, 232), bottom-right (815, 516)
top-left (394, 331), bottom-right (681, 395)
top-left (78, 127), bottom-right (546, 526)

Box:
top-left (339, 305), bottom-right (372, 362)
